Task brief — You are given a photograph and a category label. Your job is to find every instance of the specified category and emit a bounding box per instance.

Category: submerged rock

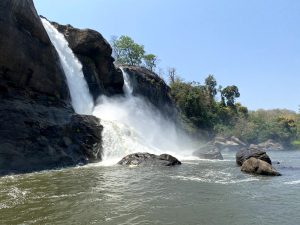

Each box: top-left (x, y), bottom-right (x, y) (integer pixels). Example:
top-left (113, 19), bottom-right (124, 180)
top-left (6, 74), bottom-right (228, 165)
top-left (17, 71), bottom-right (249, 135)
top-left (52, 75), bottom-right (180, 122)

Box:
top-left (241, 158), bottom-right (281, 176)
top-left (236, 148), bottom-right (272, 166)
top-left (118, 153), bottom-right (181, 167)
top-left (193, 143), bottom-right (223, 160)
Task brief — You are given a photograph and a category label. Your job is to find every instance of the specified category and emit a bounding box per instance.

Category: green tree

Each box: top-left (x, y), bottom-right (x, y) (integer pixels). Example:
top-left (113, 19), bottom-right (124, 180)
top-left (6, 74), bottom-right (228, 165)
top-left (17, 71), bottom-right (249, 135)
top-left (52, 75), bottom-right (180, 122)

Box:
top-left (143, 54), bottom-right (157, 72)
top-left (221, 85), bottom-right (240, 107)
top-left (111, 35), bottom-right (145, 66)
top-left (205, 74), bottom-right (217, 99)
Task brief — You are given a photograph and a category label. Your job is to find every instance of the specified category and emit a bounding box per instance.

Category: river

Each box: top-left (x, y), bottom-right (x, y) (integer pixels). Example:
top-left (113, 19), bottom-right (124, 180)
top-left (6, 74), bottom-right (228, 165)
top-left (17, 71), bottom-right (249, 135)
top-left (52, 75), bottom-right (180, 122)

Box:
top-left (1, 150), bottom-right (299, 225)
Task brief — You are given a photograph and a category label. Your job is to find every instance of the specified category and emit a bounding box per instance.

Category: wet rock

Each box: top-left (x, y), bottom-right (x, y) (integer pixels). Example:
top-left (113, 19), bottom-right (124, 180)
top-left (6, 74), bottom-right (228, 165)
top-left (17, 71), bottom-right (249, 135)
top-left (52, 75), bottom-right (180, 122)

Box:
top-left (193, 143), bottom-right (223, 160)
top-left (49, 20), bottom-right (124, 99)
top-left (241, 158), bottom-right (281, 176)
top-left (0, 97), bottom-right (103, 175)
top-left (236, 148), bottom-right (272, 166)
top-left (121, 65), bottom-right (176, 118)
top-left (118, 153), bottom-right (181, 166)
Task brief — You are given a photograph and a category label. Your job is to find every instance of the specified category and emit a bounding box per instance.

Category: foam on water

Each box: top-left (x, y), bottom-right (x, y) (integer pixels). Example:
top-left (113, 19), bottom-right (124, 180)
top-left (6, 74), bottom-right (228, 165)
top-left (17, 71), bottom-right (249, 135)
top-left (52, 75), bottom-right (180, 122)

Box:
top-left (284, 180), bottom-right (300, 185)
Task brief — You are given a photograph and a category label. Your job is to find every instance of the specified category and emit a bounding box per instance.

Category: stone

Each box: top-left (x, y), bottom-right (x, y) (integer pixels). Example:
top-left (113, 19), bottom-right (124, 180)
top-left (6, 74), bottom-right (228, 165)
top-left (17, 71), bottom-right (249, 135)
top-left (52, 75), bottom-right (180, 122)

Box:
top-left (241, 158), bottom-right (281, 176)
top-left (193, 143), bottom-right (223, 160)
top-left (236, 148), bottom-right (272, 166)
top-left (118, 152), bottom-right (181, 166)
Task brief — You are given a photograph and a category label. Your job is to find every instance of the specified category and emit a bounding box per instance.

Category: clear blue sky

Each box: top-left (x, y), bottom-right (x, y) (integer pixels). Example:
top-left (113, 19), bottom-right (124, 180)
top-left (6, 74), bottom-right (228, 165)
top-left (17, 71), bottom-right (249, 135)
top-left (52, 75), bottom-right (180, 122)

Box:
top-left (33, 0), bottom-right (300, 112)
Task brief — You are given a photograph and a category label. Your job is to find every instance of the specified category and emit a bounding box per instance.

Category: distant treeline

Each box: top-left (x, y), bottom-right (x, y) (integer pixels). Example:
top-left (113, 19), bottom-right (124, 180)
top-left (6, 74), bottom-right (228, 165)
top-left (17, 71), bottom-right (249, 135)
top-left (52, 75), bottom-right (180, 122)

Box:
top-left (111, 35), bottom-right (300, 149)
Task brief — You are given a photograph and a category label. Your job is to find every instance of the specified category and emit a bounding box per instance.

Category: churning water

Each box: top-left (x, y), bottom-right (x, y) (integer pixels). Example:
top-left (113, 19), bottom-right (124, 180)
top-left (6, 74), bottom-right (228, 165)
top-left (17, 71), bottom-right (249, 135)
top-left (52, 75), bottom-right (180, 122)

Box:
top-left (1, 151), bottom-right (300, 225)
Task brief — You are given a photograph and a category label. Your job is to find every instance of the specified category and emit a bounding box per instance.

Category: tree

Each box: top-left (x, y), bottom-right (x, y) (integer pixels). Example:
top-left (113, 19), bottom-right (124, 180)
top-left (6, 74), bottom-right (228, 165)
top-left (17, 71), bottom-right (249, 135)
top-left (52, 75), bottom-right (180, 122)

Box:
top-left (221, 85), bottom-right (240, 107)
top-left (111, 35), bottom-right (145, 66)
top-left (168, 67), bottom-right (177, 84)
top-left (205, 74), bottom-right (217, 99)
top-left (143, 54), bottom-right (157, 72)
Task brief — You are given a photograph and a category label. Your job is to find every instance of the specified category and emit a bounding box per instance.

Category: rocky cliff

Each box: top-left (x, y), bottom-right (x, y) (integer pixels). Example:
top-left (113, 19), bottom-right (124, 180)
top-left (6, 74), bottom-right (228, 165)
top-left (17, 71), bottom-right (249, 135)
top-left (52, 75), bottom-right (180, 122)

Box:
top-left (121, 65), bottom-right (176, 118)
top-left (49, 20), bottom-right (124, 99)
top-left (0, 0), bottom-right (103, 175)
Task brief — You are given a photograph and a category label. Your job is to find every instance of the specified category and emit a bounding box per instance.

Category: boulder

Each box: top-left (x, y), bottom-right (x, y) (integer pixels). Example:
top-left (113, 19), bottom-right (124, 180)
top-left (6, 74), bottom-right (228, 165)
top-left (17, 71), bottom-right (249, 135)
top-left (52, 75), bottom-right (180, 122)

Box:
top-left (236, 148), bottom-right (272, 166)
top-left (117, 153), bottom-right (181, 166)
top-left (214, 136), bottom-right (246, 151)
top-left (50, 20), bottom-right (124, 99)
top-left (193, 143), bottom-right (223, 160)
top-left (241, 158), bottom-right (281, 176)
top-left (257, 139), bottom-right (284, 151)
top-left (121, 65), bottom-right (176, 118)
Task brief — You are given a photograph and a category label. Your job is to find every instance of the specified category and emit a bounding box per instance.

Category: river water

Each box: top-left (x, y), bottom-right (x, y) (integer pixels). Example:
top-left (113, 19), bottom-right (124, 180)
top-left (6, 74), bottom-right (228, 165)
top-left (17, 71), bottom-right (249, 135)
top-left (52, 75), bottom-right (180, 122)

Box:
top-left (1, 150), bottom-right (299, 225)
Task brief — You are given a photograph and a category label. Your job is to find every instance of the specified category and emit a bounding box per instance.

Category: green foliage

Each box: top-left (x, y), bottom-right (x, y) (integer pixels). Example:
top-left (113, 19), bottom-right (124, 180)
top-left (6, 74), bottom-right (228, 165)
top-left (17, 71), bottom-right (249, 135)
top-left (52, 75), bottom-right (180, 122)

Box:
top-left (221, 85), bottom-right (240, 107)
top-left (143, 54), bottom-right (157, 72)
top-left (111, 35), bottom-right (145, 66)
top-left (205, 75), bottom-right (217, 99)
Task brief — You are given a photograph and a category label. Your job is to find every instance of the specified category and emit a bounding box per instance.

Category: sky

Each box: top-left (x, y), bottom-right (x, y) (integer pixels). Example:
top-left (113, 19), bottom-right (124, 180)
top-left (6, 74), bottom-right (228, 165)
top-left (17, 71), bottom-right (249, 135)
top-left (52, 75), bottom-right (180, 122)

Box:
top-left (33, 0), bottom-right (300, 112)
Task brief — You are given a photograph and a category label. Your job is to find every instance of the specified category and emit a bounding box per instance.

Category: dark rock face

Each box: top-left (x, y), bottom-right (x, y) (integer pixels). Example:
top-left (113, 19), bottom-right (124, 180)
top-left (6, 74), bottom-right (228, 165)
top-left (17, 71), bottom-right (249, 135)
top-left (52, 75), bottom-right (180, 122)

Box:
top-left (193, 143), bottom-right (223, 160)
top-left (0, 0), bottom-right (69, 100)
top-left (241, 158), bottom-right (281, 176)
top-left (50, 20), bottom-right (124, 99)
top-left (0, 96), bottom-right (103, 175)
top-left (236, 148), bottom-right (272, 166)
top-left (118, 153), bottom-right (181, 166)
top-left (121, 65), bottom-right (176, 117)
top-left (0, 0), bottom-right (103, 175)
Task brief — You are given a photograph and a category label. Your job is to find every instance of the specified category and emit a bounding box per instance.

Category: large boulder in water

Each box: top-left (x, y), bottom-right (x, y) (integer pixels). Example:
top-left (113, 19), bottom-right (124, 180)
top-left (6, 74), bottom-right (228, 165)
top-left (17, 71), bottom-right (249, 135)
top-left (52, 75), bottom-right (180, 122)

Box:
top-left (118, 153), bottom-right (181, 167)
top-left (241, 158), bottom-right (281, 176)
top-left (121, 65), bottom-right (176, 118)
top-left (193, 142), bottom-right (223, 160)
top-left (49, 20), bottom-right (124, 99)
top-left (0, 0), bottom-right (104, 175)
top-left (236, 148), bottom-right (272, 166)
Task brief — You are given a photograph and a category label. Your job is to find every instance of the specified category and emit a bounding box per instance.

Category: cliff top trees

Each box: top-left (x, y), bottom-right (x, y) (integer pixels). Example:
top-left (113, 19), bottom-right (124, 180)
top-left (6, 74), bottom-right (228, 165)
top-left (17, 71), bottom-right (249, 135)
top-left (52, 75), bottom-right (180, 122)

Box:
top-left (221, 85), bottom-right (240, 107)
top-left (111, 35), bottom-right (145, 66)
top-left (111, 35), bottom-right (158, 71)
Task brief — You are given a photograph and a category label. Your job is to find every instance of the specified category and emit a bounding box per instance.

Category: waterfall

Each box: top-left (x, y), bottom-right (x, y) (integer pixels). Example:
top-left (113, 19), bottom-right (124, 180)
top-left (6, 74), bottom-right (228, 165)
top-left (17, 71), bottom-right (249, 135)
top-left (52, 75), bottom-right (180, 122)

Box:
top-left (93, 70), bottom-right (197, 165)
top-left (41, 18), bottom-right (94, 115)
top-left (42, 19), bottom-right (197, 165)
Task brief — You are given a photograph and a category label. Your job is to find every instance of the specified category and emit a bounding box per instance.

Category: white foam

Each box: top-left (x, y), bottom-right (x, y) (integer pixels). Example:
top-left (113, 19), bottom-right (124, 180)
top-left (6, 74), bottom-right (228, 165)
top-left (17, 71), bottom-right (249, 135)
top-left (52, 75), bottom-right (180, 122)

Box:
top-left (284, 180), bottom-right (300, 185)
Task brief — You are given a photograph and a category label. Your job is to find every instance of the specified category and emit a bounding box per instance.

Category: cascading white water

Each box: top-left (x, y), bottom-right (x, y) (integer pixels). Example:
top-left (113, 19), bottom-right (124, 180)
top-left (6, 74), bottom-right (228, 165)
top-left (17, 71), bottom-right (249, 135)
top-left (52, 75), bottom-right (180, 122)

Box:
top-left (41, 18), bottom-right (94, 115)
top-left (42, 19), bottom-right (197, 165)
top-left (93, 70), bottom-right (198, 165)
